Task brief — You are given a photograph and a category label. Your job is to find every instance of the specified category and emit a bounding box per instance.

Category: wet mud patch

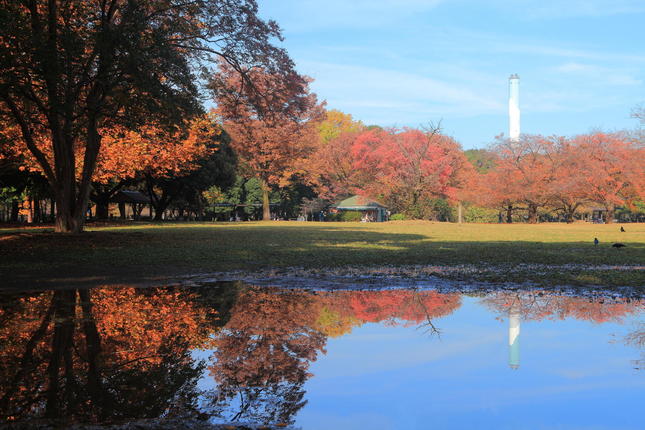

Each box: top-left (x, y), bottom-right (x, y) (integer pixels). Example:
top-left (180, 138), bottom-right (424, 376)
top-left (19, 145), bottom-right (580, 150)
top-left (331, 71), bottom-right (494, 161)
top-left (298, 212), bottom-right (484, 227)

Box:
top-left (182, 263), bottom-right (645, 297)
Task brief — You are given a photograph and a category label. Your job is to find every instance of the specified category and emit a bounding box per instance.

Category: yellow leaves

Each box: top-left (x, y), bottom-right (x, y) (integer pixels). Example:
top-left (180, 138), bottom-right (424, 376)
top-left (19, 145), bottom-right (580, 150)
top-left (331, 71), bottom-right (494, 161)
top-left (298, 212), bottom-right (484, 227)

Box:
top-left (317, 109), bottom-right (364, 145)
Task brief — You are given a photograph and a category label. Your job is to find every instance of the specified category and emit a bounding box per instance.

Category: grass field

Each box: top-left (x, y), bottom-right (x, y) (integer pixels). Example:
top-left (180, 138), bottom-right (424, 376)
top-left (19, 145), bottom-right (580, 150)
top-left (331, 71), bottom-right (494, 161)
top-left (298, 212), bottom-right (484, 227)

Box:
top-left (1, 221), bottom-right (643, 289)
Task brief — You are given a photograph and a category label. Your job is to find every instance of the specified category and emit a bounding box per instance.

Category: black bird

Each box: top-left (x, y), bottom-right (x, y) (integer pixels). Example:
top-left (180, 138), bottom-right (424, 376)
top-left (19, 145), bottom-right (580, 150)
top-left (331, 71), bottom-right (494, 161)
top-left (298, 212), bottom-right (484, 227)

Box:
top-left (594, 238), bottom-right (599, 246)
top-left (612, 243), bottom-right (626, 248)
top-left (620, 226), bottom-right (625, 232)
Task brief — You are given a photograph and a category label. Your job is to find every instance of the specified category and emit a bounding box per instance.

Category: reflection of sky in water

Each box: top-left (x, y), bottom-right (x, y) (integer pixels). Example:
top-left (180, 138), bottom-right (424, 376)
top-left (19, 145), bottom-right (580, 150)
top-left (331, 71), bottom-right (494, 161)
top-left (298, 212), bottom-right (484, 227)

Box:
top-left (291, 297), bottom-right (644, 430)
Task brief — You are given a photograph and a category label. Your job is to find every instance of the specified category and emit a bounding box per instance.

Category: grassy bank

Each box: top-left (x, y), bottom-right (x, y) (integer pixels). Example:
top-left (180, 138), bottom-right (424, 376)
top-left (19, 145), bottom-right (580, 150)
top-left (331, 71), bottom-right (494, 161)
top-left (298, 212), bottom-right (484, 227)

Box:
top-left (1, 221), bottom-right (643, 289)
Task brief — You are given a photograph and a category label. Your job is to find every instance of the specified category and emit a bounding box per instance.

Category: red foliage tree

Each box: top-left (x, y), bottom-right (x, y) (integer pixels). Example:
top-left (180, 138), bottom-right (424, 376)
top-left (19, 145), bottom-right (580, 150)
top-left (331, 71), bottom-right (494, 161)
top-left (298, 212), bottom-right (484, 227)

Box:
top-left (349, 127), bottom-right (470, 218)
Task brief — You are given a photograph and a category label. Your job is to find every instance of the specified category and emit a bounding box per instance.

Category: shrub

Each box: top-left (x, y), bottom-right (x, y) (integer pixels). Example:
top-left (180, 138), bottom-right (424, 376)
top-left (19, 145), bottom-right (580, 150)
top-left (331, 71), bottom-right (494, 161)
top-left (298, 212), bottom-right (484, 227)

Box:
top-left (464, 206), bottom-right (499, 223)
top-left (390, 213), bottom-right (406, 221)
top-left (338, 211), bottom-right (362, 222)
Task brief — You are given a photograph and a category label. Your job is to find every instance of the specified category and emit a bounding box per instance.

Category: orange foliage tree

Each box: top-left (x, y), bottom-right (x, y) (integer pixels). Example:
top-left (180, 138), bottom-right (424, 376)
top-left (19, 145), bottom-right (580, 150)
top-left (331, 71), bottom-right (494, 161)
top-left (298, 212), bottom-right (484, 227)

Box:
top-left (472, 135), bottom-right (561, 223)
top-left (0, 0), bottom-right (297, 232)
top-left (569, 131), bottom-right (644, 222)
top-left (212, 63), bottom-right (324, 220)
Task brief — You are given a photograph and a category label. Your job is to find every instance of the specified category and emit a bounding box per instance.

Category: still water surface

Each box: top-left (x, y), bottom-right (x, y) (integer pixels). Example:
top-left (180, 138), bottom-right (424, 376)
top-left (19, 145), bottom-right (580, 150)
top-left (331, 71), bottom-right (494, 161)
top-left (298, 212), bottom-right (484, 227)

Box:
top-left (0, 282), bottom-right (643, 429)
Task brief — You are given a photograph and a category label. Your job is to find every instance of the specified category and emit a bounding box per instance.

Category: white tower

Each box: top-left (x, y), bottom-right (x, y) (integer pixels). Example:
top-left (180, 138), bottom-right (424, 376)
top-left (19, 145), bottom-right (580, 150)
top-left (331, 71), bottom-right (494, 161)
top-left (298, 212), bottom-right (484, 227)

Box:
top-left (508, 300), bottom-right (520, 370)
top-left (508, 74), bottom-right (520, 142)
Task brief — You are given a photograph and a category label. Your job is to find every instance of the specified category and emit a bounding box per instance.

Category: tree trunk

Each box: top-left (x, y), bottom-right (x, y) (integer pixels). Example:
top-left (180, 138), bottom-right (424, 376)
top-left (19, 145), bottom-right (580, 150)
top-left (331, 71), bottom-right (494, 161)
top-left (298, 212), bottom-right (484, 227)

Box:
top-left (527, 203), bottom-right (538, 224)
top-left (261, 180), bottom-right (271, 221)
top-left (94, 196), bottom-right (110, 220)
top-left (457, 201), bottom-right (463, 224)
top-left (33, 199), bottom-right (41, 223)
top-left (45, 289), bottom-right (77, 419)
top-left (564, 203), bottom-right (579, 223)
top-left (26, 199), bottom-right (33, 224)
top-left (153, 202), bottom-right (170, 221)
top-left (506, 205), bottom-right (513, 223)
top-left (118, 202), bottom-right (126, 219)
top-left (606, 204), bottom-right (615, 224)
top-left (55, 190), bottom-right (83, 233)
top-left (78, 289), bottom-right (105, 415)
top-left (10, 200), bottom-right (19, 222)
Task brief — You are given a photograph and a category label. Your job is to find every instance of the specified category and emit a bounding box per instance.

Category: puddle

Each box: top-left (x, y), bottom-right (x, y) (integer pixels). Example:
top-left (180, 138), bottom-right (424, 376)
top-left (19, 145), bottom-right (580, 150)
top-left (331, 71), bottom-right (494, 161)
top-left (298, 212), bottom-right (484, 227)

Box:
top-left (0, 282), bottom-right (643, 429)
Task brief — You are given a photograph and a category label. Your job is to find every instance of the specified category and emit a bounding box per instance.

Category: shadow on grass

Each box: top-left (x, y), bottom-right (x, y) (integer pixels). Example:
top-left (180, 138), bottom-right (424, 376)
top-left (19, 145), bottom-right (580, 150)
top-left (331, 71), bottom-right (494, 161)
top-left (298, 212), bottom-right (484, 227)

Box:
top-left (1, 224), bottom-right (643, 289)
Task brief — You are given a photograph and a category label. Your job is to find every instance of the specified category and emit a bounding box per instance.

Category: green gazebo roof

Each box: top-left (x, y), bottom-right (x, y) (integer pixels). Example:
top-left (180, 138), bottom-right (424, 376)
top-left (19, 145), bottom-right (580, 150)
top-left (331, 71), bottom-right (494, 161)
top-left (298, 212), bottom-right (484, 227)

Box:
top-left (335, 195), bottom-right (387, 210)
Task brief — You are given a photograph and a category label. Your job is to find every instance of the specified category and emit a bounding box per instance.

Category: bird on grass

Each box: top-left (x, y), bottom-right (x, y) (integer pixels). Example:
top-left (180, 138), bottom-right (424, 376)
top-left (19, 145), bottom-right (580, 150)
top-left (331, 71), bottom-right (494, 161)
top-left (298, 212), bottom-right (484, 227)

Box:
top-left (620, 226), bottom-right (625, 232)
top-left (594, 238), bottom-right (599, 246)
top-left (612, 243), bottom-right (626, 249)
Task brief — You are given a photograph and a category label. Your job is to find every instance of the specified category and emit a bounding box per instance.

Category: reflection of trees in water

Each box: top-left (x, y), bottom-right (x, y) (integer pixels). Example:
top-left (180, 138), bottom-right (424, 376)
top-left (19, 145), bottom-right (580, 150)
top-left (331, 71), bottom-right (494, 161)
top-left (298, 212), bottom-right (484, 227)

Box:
top-left (1, 284), bottom-right (463, 427)
top-left (0, 287), bottom-right (215, 425)
top-left (625, 323), bottom-right (645, 370)
top-left (481, 291), bottom-right (642, 323)
top-left (207, 289), bottom-right (326, 426)
top-left (207, 287), bottom-right (461, 425)
top-left (482, 291), bottom-right (644, 370)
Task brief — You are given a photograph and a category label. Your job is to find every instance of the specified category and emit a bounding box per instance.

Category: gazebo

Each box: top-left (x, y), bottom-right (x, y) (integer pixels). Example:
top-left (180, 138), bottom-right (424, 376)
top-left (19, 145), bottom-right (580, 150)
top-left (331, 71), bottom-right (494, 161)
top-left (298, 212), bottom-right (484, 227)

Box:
top-left (111, 190), bottom-right (151, 219)
top-left (333, 195), bottom-right (388, 222)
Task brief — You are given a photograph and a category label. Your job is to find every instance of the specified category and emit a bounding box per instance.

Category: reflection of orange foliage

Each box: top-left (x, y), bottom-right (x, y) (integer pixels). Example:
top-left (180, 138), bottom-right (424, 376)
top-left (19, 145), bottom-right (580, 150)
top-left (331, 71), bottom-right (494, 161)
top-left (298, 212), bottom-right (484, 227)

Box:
top-left (482, 291), bottom-right (643, 323)
top-left (209, 287), bottom-right (461, 425)
top-left (344, 290), bottom-right (461, 325)
top-left (92, 287), bottom-right (216, 365)
top-left (0, 286), bottom-right (216, 423)
top-left (211, 289), bottom-right (326, 387)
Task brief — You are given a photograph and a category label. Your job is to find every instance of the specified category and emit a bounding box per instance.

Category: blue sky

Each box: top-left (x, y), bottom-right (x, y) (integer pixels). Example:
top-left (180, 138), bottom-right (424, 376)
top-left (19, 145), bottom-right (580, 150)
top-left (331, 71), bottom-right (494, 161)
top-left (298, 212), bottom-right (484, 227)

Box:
top-left (257, 0), bottom-right (645, 149)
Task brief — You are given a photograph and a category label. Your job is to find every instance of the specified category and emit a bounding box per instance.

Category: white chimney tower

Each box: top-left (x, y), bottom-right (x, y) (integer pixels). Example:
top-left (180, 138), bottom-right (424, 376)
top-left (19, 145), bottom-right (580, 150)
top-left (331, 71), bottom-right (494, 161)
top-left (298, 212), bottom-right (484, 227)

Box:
top-left (508, 300), bottom-right (520, 370)
top-left (508, 74), bottom-right (520, 142)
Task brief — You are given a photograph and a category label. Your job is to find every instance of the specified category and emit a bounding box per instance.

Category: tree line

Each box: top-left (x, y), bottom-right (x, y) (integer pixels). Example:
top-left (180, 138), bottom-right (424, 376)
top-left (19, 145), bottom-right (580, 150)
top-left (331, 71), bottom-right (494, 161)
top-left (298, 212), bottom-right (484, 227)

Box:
top-left (1, 1), bottom-right (643, 231)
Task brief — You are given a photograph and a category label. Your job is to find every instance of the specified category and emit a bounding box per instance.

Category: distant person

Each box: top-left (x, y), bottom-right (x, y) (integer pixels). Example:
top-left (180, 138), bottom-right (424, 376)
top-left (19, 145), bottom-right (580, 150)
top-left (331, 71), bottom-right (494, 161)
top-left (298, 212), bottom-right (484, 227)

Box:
top-left (620, 226), bottom-right (625, 232)
top-left (594, 238), bottom-right (599, 246)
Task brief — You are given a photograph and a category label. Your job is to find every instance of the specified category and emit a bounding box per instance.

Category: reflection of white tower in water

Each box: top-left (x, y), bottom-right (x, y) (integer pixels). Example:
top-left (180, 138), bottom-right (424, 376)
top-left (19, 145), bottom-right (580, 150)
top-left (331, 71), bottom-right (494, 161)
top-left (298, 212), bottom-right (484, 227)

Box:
top-left (508, 74), bottom-right (520, 142)
top-left (509, 301), bottom-right (520, 370)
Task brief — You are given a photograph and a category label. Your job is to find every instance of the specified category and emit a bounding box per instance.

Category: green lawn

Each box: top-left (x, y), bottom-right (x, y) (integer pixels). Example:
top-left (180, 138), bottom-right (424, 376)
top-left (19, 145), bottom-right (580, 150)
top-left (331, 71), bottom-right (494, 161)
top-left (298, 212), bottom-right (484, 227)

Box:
top-left (1, 221), bottom-right (643, 289)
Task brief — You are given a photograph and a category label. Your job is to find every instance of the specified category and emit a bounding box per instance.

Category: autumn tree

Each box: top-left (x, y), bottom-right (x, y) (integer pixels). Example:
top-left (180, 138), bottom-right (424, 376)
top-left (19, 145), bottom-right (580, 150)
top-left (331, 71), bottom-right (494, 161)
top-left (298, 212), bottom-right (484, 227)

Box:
top-left (92, 115), bottom-right (226, 219)
top-left (302, 110), bottom-right (365, 200)
top-left (492, 135), bottom-right (562, 223)
top-left (317, 109), bottom-right (364, 145)
top-left (569, 132), bottom-right (644, 222)
top-left (0, 0), bottom-right (297, 232)
top-left (350, 127), bottom-right (470, 219)
top-left (212, 63), bottom-right (324, 220)
top-left (547, 139), bottom-right (591, 222)
top-left (305, 131), bottom-right (363, 199)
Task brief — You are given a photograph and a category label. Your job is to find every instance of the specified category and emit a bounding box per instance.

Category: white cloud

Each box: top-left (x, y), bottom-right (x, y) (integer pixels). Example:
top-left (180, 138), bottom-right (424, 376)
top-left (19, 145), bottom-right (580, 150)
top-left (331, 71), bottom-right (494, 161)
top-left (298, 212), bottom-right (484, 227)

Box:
top-left (302, 61), bottom-right (505, 122)
top-left (552, 62), bottom-right (642, 87)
